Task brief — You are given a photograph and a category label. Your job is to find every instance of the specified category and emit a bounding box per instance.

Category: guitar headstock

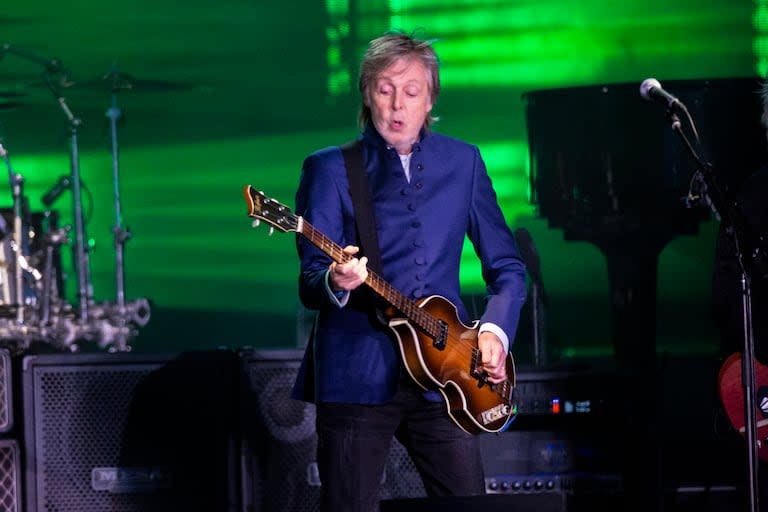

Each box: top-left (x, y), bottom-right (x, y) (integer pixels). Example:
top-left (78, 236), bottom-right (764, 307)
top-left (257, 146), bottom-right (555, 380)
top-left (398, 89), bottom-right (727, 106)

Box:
top-left (243, 185), bottom-right (299, 233)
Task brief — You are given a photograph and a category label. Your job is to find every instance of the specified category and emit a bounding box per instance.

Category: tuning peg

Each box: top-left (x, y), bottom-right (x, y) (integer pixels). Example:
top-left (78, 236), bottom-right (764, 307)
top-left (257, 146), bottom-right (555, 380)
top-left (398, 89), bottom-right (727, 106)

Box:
top-left (251, 219), bottom-right (260, 228)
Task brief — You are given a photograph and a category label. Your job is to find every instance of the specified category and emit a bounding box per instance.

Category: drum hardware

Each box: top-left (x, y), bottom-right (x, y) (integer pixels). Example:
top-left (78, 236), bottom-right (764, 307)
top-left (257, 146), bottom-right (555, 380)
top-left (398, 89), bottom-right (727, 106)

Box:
top-left (0, 46), bottom-right (153, 353)
top-left (35, 226), bottom-right (69, 327)
top-left (66, 68), bottom-right (195, 93)
top-left (41, 67), bottom-right (92, 325)
top-left (105, 65), bottom-right (134, 352)
top-left (1, 143), bottom-right (27, 324)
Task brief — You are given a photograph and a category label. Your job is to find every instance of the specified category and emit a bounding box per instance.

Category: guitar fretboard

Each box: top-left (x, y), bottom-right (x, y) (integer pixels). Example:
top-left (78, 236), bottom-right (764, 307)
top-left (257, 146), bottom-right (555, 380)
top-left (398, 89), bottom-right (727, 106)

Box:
top-left (299, 218), bottom-right (439, 337)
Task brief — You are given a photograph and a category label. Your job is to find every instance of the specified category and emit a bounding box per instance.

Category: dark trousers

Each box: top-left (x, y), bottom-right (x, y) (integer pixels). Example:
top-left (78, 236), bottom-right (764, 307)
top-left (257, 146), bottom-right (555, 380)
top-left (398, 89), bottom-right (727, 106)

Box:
top-left (315, 378), bottom-right (485, 512)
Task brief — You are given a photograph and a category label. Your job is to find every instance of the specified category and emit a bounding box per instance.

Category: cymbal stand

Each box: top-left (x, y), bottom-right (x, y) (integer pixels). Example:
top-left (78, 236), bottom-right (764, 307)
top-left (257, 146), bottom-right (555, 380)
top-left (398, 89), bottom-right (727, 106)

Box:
top-left (41, 72), bottom-right (92, 325)
top-left (104, 69), bottom-right (132, 350)
top-left (0, 143), bottom-right (26, 323)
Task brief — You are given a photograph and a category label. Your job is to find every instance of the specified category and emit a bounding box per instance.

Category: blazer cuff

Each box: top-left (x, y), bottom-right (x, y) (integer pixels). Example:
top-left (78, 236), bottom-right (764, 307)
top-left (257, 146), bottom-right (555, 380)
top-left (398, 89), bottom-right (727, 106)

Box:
top-left (324, 270), bottom-right (349, 307)
top-left (479, 322), bottom-right (509, 353)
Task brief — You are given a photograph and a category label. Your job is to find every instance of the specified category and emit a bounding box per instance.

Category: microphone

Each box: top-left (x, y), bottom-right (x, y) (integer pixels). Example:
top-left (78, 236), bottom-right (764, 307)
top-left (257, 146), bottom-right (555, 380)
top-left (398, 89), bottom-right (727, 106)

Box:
top-left (41, 175), bottom-right (71, 207)
top-left (640, 78), bottom-right (686, 111)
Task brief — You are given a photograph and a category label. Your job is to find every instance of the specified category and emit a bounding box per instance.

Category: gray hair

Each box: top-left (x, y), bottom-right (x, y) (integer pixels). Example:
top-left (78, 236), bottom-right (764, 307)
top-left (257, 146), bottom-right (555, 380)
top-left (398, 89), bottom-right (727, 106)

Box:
top-left (358, 31), bottom-right (441, 130)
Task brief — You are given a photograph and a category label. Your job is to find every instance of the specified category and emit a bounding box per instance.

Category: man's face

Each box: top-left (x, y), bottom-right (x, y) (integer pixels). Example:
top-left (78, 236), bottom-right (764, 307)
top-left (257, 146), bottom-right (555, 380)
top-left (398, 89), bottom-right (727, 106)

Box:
top-left (366, 56), bottom-right (433, 155)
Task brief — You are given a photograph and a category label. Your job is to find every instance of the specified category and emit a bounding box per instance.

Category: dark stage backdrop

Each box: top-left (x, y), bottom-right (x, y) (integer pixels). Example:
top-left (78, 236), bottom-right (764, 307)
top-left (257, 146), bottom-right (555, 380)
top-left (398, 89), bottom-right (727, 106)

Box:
top-left (0, 0), bottom-right (764, 358)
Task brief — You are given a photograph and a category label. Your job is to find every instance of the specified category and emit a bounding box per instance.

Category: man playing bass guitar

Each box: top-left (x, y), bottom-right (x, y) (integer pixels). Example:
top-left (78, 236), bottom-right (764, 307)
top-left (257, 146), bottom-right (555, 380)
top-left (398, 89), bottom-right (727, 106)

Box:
top-left (289, 30), bottom-right (527, 512)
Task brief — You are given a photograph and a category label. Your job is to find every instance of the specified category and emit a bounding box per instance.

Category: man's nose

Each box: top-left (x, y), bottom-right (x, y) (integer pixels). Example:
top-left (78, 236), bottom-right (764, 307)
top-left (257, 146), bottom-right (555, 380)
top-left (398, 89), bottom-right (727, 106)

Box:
top-left (392, 91), bottom-right (403, 110)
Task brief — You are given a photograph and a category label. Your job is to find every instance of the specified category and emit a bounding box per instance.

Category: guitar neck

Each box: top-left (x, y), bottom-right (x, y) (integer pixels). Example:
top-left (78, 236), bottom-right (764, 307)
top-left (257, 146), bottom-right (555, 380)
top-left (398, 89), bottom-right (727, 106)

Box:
top-left (298, 217), bottom-right (434, 332)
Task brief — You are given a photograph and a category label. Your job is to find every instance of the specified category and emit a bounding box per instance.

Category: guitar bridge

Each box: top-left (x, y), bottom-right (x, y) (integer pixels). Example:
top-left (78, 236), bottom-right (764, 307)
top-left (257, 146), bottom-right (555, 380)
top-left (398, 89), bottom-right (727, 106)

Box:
top-left (432, 319), bottom-right (448, 350)
top-left (478, 403), bottom-right (511, 426)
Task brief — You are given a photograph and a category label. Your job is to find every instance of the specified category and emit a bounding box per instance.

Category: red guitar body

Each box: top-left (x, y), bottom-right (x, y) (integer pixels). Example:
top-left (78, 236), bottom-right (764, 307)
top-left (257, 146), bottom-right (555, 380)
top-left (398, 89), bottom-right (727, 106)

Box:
top-left (718, 351), bottom-right (768, 461)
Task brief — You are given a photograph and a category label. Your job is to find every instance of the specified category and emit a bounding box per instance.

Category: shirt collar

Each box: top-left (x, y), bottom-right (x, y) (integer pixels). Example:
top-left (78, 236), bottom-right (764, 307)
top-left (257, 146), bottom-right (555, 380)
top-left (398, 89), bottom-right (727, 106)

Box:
top-left (362, 122), bottom-right (428, 154)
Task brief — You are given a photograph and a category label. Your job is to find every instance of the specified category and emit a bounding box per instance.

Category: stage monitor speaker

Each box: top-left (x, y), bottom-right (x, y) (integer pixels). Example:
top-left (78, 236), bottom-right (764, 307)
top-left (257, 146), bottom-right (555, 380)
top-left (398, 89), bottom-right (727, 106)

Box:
top-left (22, 350), bottom-right (239, 512)
top-left (239, 349), bottom-right (426, 512)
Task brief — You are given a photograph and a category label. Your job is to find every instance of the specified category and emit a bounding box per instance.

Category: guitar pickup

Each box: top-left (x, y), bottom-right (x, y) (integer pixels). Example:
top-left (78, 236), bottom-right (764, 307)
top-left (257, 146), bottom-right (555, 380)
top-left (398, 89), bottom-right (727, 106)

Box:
top-left (432, 319), bottom-right (448, 350)
top-left (469, 348), bottom-right (487, 387)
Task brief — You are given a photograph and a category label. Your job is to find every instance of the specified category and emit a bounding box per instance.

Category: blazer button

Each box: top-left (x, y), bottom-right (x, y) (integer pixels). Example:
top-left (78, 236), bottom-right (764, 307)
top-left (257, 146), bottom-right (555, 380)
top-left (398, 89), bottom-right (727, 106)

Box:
top-left (416, 163), bottom-right (424, 171)
top-left (407, 203), bottom-right (416, 211)
top-left (411, 221), bottom-right (421, 228)
top-left (415, 182), bottom-right (423, 189)
top-left (413, 239), bottom-right (423, 247)
top-left (414, 257), bottom-right (425, 265)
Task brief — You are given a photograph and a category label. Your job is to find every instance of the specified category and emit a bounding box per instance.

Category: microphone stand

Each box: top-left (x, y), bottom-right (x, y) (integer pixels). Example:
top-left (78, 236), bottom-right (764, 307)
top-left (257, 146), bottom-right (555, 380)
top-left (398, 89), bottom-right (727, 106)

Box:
top-left (530, 279), bottom-right (547, 367)
top-left (514, 228), bottom-right (548, 367)
top-left (669, 108), bottom-right (761, 512)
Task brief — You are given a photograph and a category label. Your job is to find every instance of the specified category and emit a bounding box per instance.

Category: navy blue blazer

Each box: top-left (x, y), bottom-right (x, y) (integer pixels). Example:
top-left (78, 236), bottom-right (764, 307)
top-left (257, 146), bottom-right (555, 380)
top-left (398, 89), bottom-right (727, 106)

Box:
top-left (292, 124), bottom-right (527, 404)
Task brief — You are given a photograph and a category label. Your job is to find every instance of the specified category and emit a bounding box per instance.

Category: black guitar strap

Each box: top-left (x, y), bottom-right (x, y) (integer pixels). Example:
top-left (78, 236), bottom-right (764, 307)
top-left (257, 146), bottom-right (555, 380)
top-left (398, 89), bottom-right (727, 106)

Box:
top-left (340, 139), bottom-right (383, 275)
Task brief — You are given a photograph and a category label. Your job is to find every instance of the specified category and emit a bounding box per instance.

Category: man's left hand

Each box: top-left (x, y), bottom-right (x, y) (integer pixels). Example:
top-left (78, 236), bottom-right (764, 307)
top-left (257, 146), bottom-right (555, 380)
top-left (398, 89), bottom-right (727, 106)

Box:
top-left (478, 331), bottom-right (507, 384)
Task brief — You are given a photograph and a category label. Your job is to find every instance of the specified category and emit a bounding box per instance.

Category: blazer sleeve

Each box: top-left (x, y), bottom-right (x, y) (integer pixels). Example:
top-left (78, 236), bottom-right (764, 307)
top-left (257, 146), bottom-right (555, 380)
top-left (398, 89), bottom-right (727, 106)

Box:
top-left (295, 148), bottom-right (349, 310)
top-left (465, 145), bottom-right (528, 344)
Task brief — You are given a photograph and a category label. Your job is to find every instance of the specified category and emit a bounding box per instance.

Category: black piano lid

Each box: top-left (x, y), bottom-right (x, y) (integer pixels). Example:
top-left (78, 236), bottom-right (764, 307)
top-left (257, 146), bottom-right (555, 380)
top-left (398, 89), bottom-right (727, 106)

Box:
top-left (524, 77), bottom-right (766, 238)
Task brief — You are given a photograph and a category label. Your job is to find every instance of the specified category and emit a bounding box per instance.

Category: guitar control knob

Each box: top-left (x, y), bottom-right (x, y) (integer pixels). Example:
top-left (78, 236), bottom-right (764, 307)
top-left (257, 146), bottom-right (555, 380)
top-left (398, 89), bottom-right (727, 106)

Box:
top-left (487, 480), bottom-right (498, 491)
top-left (546, 479), bottom-right (556, 490)
top-left (523, 480), bottom-right (532, 490)
top-left (512, 480), bottom-right (522, 491)
top-left (534, 480), bottom-right (544, 491)
top-left (500, 480), bottom-right (510, 491)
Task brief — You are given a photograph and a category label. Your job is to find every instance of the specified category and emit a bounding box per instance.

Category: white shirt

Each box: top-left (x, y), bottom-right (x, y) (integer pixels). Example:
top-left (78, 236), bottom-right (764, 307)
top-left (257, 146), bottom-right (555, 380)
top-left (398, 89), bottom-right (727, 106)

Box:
top-left (398, 152), bottom-right (413, 182)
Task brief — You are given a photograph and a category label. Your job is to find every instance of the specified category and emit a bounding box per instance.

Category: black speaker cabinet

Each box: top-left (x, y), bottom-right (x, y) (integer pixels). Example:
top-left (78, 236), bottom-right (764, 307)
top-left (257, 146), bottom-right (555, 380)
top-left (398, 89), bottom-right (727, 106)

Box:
top-left (0, 439), bottom-right (21, 512)
top-left (239, 349), bottom-right (426, 512)
top-left (380, 492), bottom-right (622, 512)
top-left (22, 350), bottom-right (239, 512)
top-left (380, 494), bottom-right (565, 512)
top-left (0, 349), bottom-right (12, 434)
